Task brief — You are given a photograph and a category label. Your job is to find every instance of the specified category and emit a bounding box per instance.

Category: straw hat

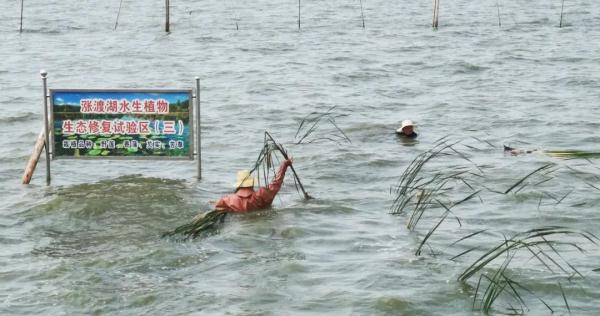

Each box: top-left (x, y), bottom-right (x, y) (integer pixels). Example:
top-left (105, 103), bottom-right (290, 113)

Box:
top-left (396, 120), bottom-right (416, 133)
top-left (235, 170), bottom-right (255, 188)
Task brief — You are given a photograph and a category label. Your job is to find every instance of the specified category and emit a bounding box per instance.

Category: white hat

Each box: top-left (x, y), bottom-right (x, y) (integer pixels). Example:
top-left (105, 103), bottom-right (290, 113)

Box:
top-left (396, 120), bottom-right (415, 133)
top-left (235, 170), bottom-right (255, 188)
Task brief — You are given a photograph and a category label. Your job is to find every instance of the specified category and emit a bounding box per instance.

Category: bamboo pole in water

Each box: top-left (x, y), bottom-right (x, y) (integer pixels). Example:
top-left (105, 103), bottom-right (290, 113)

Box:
top-left (114, 0), bottom-right (124, 30)
top-left (559, 0), bottom-right (565, 28)
top-left (165, 0), bottom-right (170, 32)
top-left (19, 0), bottom-right (24, 33)
top-left (359, 0), bottom-right (365, 28)
top-left (496, 0), bottom-right (502, 27)
top-left (298, 0), bottom-right (301, 30)
top-left (432, 0), bottom-right (440, 29)
top-left (22, 127), bottom-right (46, 184)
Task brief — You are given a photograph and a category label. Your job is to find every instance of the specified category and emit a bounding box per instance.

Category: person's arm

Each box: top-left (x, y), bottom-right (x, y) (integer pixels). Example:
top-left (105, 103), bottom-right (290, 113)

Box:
top-left (255, 159), bottom-right (292, 205)
top-left (214, 196), bottom-right (229, 210)
top-left (268, 159), bottom-right (291, 192)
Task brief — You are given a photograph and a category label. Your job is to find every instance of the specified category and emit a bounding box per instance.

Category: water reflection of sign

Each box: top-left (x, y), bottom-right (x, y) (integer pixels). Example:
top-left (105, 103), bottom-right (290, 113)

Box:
top-left (50, 89), bottom-right (193, 159)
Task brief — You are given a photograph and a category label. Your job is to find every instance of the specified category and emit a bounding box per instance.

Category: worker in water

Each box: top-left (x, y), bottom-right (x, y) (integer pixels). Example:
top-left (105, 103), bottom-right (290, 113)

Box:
top-left (396, 120), bottom-right (418, 138)
top-left (214, 159), bottom-right (293, 212)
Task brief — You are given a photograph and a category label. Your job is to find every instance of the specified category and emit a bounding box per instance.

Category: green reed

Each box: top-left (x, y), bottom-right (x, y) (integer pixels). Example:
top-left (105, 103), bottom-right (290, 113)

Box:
top-left (453, 227), bottom-right (598, 313)
top-left (390, 139), bottom-right (600, 312)
top-left (294, 105), bottom-right (351, 145)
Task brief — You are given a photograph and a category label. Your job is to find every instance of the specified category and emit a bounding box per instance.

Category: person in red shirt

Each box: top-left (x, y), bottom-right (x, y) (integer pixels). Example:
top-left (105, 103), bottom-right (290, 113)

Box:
top-left (214, 159), bottom-right (292, 212)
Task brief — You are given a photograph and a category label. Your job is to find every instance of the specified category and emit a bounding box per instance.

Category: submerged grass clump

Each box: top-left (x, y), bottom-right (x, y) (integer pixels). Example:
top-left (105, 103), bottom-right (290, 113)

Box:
top-left (161, 210), bottom-right (227, 241)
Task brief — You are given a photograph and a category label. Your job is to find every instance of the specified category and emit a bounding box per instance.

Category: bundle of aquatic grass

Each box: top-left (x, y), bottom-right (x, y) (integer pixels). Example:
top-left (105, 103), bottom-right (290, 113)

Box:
top-left (544, 150), bottom-right (600, 159)
top-left (161, 210), bottom-right (227, 240)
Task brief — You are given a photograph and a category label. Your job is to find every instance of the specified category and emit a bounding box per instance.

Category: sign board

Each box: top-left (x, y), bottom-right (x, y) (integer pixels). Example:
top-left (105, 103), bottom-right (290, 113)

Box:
top-left (50, 89), bottom-right (193, 159)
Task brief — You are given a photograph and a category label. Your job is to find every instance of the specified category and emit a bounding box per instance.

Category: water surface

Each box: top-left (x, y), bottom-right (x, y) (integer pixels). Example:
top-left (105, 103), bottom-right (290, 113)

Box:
top-left (1, 0), bottom-right (600, 314)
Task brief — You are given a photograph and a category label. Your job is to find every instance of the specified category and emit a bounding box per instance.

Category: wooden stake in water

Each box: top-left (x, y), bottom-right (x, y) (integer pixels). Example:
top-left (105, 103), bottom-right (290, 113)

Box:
top-left (559, 0), bottom-right (565, 28)
top-left (165, 0), bottom-right (170, 32)
top-left (496, 0), bottom-right (502, 27)
top-left (359, 0), bottom-right (365, 28)
top-left (22, 127), bottom-right (46, 184)
top-left (298, 0), bottom-right (301, 30)
top-left (432, 0), bottom-right (440, 29)
top-left (19, 0), bottom-right (24, 33)
top-left (114, 0), bottom-right (124, 30)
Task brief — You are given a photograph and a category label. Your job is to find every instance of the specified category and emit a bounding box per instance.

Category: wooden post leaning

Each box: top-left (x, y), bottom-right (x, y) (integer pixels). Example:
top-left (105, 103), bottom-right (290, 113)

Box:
top-left (21, 127), bottom-right (46, 184)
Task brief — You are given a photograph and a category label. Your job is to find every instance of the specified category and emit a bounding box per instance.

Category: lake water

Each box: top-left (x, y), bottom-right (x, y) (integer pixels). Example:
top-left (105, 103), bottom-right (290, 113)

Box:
top-left (1, 0), bottom-right (600, 314)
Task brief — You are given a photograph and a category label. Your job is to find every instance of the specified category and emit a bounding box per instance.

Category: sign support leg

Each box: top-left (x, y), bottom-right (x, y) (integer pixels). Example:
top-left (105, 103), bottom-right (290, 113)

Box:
top-left (195, 77), bottom-right (201, 179)
top-left (41, 70), bottom-right (51, 185)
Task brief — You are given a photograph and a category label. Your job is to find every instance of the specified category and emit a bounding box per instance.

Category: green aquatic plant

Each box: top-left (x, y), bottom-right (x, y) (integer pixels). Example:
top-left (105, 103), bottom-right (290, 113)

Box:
top-left (294, 106), bottom-right (351, 145)
top-left (391, 140), bottom-right (599, 312)
top-left (454, 227), bottom-right (598, 314)
top-left (391, 138), bottom-right (482, 217)
top-left (161, 210), bottom-right (227, 240)
top-left (457, 227), bottom-right (597, 281)
top-left (390, 138), bottom-right (484, 255)
top-left (544, 150), bottom-right (600, 159)
top-left (503, 163), bottom-right (556, 194)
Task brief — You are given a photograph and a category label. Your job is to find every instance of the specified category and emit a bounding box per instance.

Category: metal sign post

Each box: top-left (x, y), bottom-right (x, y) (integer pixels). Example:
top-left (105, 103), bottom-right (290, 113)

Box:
top-left (195, 77), bottom-right (201, 179)
top-left (41, 70), bottom-right (51, 185)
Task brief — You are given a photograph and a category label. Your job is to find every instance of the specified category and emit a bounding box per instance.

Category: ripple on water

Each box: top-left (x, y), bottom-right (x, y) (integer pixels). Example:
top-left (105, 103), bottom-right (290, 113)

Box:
top-left (2, 0), bottom-right (600, 314)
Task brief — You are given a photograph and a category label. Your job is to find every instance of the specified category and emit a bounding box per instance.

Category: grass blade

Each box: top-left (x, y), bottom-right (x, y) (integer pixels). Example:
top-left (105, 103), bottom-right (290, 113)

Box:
top-left (415, 209), bottom-right (450, 256)
top-left (504, 163), bottom-right (555, 194)
top-left (558, 282), bottom-right (570, 313)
